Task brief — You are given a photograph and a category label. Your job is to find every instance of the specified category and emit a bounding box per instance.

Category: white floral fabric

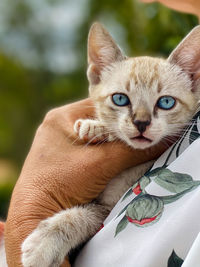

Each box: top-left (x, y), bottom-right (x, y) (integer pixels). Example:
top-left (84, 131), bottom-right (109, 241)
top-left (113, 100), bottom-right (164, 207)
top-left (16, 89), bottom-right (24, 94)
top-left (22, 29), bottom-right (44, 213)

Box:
top-left (74, 112), bottom-right (200, 267)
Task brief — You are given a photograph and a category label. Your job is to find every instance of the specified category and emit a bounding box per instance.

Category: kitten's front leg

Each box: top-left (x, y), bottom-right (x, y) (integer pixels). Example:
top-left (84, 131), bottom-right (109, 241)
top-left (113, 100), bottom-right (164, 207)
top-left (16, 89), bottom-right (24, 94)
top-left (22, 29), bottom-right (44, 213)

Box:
top-left (74, 119), bottom-right (114, 143)
top-left (22, 204), bottom-right (109, 267)
top-left (97, 161), bottom-right (154, 209)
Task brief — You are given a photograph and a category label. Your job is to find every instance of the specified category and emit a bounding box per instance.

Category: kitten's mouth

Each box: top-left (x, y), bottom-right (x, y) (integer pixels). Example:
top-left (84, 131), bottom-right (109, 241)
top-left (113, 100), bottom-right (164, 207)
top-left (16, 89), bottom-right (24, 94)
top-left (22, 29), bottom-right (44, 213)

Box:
top-left (130, 135), bottom-right (152, 143)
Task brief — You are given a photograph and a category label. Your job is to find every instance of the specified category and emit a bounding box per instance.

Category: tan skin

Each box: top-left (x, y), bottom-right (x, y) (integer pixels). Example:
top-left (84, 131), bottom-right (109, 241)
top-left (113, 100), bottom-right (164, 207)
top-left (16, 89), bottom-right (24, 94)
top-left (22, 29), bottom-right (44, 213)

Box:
top-left (141, 0), bottom-right (200, 20)
top-left (5, 2), bottom-right (199, 265)
top-left (4, 98), bottom-right (170, 266)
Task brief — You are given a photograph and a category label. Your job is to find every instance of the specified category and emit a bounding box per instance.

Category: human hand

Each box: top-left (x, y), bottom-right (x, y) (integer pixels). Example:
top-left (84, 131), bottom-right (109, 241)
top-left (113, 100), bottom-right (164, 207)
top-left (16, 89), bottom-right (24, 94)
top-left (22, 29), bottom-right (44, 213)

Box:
top-left (4, 98), bottom-right (168, 267)
top-left (141, 0), bottom-right (200, 18)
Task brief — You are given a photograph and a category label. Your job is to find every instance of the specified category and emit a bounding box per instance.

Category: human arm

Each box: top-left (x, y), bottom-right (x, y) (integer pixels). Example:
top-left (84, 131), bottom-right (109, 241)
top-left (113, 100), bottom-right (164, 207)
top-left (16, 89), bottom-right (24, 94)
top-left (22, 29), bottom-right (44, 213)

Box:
top-left (4, 98), bottom-right (168, 267)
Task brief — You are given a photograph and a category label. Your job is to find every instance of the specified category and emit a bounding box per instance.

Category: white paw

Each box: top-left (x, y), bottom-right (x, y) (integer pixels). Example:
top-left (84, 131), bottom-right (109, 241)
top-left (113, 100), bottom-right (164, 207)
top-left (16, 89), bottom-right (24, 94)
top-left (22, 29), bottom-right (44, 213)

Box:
top-left (21, 220), bottom-right (68, 267)
top-left (74, 119), bottom-right (108, 143)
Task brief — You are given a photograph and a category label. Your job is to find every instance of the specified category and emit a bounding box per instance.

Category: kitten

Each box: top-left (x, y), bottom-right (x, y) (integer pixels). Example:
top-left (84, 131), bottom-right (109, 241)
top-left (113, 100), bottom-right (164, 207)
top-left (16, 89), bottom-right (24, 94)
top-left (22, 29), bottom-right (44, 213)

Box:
top-left (21, 23), bottom-right (200, 267)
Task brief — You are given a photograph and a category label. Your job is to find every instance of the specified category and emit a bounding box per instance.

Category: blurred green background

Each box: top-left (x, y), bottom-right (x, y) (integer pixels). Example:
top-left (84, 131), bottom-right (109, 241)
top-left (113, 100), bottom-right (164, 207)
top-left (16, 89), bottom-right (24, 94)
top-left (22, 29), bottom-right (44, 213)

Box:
top-left (0, 0), bottom-right (198, 219)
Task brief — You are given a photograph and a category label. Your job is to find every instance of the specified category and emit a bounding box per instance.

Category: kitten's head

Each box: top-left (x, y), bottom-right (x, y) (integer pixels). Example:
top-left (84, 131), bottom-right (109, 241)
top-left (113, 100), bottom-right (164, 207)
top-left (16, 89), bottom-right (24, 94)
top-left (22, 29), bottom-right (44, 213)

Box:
top-left (87, 23), bottom-right (200, 149)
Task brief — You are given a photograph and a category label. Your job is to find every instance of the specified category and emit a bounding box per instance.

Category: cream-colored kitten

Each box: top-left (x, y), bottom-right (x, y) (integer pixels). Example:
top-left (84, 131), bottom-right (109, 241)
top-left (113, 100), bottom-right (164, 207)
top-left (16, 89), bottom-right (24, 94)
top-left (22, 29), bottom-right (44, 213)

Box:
top-left (21, 23), bottom-right (200, 267)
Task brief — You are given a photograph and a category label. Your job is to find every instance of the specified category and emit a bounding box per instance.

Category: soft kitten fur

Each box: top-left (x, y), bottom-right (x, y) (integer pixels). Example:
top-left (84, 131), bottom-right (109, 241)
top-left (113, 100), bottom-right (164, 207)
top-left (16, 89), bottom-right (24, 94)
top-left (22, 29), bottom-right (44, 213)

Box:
top-left (20, 23), bottom-right (200, 267)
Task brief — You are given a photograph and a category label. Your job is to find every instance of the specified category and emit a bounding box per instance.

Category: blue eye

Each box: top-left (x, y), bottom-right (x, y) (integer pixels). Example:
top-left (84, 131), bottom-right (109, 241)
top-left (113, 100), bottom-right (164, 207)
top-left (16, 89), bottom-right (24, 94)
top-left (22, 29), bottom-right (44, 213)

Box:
top-left (157, 96), bottom-right (176, 110)
top-left (112, 93), bottom-right (130, 106)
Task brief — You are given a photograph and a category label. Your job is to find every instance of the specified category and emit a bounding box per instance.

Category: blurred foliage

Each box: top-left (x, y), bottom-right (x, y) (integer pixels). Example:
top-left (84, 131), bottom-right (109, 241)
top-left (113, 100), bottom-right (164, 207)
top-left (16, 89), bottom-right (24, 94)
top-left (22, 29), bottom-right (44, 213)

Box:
top-left (0, 0), bottom-right (198, 218)
top-left (0, 183), bottom-right (14, 219)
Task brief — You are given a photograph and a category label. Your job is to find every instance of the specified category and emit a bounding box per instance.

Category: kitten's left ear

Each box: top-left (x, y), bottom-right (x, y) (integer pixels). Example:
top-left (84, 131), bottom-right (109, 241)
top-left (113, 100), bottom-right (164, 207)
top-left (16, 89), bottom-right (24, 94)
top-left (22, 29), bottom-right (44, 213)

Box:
top-left (87, 22), bottom-right (126, 85)
top-left (168, 26), bottom-right (200, 85)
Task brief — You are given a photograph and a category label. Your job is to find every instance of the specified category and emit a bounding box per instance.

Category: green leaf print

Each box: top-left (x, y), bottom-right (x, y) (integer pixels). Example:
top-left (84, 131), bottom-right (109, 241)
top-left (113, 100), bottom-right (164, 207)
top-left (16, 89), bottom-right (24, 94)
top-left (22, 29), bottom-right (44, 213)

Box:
top-left (161, 184), bottom-right (200, 204)
top-left (167, 250), bottom-right (184, 267)
top-left (154, 169), bottom-right (200, 193)
top-left (122, 188), bottom-right (133, 201)
top-left (115, 216), bottom-right (128, 237)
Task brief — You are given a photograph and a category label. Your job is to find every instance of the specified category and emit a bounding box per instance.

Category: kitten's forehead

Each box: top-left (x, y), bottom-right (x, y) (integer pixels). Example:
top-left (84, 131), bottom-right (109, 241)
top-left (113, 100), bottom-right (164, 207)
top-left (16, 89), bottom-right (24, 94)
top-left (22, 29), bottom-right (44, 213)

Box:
top-left (101, 56), bottom-right (191, 97)
top-left (129, 57), bottom-right (162, 88)
top-left (128, 57), bottom-right (164, 96)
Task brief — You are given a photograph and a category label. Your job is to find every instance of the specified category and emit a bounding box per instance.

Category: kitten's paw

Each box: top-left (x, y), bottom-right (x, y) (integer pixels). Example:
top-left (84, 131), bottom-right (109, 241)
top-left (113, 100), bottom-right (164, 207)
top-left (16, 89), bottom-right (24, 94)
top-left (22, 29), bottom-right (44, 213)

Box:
top-left (21, 220), bottom-right (67, 267)
top-left (74, 119), bottom-right (107, 143)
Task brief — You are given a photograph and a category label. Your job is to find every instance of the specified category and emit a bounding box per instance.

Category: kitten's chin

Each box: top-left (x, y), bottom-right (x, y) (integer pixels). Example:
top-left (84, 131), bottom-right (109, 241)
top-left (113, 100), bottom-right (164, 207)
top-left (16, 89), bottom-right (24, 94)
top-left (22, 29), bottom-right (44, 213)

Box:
top-left (124, 136), bottom-right (157, 150)
top-left (129, 140), bottom-right (154, 149)
top-left (117, 131), bottom-right (161, 149)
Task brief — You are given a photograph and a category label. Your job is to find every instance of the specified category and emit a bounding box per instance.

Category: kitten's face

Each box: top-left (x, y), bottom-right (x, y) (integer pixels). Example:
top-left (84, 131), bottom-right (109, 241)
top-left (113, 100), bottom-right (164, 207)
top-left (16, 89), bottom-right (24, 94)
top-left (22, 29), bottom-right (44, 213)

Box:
top-left (91, 57), bottom-right (197, 149)
top-left (87, 23), bottom-right (200, 149)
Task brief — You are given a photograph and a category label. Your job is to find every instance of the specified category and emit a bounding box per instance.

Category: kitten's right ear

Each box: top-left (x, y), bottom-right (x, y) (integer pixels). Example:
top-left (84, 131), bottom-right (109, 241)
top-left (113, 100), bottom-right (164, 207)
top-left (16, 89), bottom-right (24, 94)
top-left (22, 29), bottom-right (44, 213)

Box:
top-left (87, 22), bottom-right (126, 85)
